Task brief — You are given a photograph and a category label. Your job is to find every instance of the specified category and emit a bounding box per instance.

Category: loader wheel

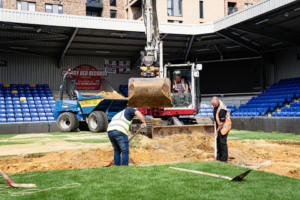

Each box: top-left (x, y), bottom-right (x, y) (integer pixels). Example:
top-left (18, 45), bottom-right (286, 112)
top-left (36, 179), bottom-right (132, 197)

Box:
top-left (88, 111), bottom-right (108, 133)
top-left (78, 122), bottom-right (89, 132)
top-left (56, 112), bottom-right (79, 132)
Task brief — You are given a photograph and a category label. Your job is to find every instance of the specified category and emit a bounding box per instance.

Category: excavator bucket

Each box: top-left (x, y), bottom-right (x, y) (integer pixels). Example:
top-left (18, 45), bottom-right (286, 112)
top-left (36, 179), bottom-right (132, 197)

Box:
top-left (128, 78), bottom-right (173, 108)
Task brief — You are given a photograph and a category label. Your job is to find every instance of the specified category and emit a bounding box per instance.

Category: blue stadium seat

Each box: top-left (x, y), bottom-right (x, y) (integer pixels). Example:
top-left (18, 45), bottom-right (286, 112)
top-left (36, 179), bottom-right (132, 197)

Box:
top-left (6, 109), bottom-right (14, 113)
top-left (45, 113), bottom-right (53, 117)
top-left (47, 97), bottom-right (54, 101)
top-left (36, 104), bottom-right (43, 109)
top-left (16, 118), bottom-right (23, 122)
top-left (15, 113), bottom-right (23, 118)
top-left (38, 113), bottom-right (46, 118)
top-left (43, 84), bottom-right (49, 88)
top-left (14, 105), bottom-right (21, 109)
top-left (46, 93), bottom-right (52, 97)
top-left (12, 94), bottom-right (18, 98)
top-left (21, 104), bottom-right (29, 109)
top-left (32, 117), bottom-right (39, 122)
top-left (7, 113), bottom-right (14, 118)
top-left (30, 109), bottom-right (37, 113)
top-left (42, 100), bottom-right (49, 105)
top-left (34, 97), bottom-right (41, 101)
top-left (7, 118), bottom-right (15, 123)
top-left (13, 97), bottom-right (19, 101)
top-left (0, 118), bottom-right (6, 123)
top-left (22, 108), bottom-right (30, 113)
top-left (0, 101), bottom-right (4, 105)
top-left (51, 108), bottom-right (55, 113)
top-left (23, 113), bottom-right (31, 118)
top-left (5, 101), bottom-right (13, 105)
top-left (40, 117), bottom-right (47, 121)
top-left (0, 114), bottom-right (6, 118)
top-left (33, 94), bottom-right (39, 97)
top-left (27, 101), bottom-right (35, 105)
top-left (27, 97), bottom-right (33, 101)
top-left (0, 105), bottom-right (5, 109)
top-left (35, 101), bottom-right (42, 105)
top-left (41, 97), bottom-right (47, 101)
top-left (5, 97), bottom-right (12, 101)
top-left (0, 97), bottom-right (4, 101)
top-left (31, 90), bottom-right (38, 94)
top-left (6, 105), bottom-right (14, 109)
top-left (0, 94), bottom-right (4, 98)
top-left (43, 104), bottom-right (50, 109)
top-left (37, 108), bottom-right (45, 113)
top-left (45, 108), bottom-right (52, 113)
top-left (14, 109), bottom-right (22, 114)
top-left (25, 94), bottom-right (32, 97)
top-left (31, 113), bottom-right (39, 118)
top-left (40, 94), bottom-right (46, 97)
top-left (47, 117), bottom-right (55, 121)
top-left (24, 118), bottom-right (31, 122)
top-left (29, 104), bottom-right (36, 109)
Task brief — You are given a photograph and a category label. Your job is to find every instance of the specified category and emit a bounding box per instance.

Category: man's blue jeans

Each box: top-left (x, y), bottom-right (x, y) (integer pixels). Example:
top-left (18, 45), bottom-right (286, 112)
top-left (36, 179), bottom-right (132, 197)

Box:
top-left (107, 130), bottom-right (129, 166)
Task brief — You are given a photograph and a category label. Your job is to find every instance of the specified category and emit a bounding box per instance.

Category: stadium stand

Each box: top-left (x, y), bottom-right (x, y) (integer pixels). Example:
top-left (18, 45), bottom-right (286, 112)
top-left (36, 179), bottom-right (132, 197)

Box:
top-left (232, 77), bottom-right (300, 117)
top-left (119, 85), bottom-right (128, 97)
top-left (196, 104), bottom-right (236, 117)
top-left (0, 84), bottom-right (55, 123)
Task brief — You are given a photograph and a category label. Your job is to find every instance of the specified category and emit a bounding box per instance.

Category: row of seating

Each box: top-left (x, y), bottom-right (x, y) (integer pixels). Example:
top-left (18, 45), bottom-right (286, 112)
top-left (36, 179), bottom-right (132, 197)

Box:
top-left (199, 108), bottom-right (234, 113)
top-left (196, 113), bottom-right (213, 117)
top-left (0, 117), bottom-right (55, 122)
top-left (232, 112), bottom-right (263, 117)
top-left (272, 112), bottom-right (300, 117)
top-left (254, 94), bottom-right (295, 99)
top-left (281, 107), bottom-right (300, 111)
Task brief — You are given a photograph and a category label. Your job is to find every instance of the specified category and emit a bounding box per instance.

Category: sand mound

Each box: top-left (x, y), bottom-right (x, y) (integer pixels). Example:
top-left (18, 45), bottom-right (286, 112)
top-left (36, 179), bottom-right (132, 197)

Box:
top-left (97, 91), bottom-right (125, 98)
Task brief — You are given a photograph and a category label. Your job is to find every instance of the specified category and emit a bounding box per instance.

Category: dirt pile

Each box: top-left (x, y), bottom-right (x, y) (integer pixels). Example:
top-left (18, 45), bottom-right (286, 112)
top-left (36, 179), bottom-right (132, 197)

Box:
top-left (228, 139), bottom-right (300, 179)
top-left (97, 91), bottom-right (125, 98)
top-left (0, 134), bottom-right (215, 174)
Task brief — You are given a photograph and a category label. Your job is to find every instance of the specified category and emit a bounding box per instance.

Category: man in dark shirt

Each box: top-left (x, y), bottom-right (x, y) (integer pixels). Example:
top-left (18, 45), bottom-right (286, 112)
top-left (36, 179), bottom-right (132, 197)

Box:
top-left (107, 108), bottom-right (146, 166)
top-left (211, 97), bottom-right (230, 162)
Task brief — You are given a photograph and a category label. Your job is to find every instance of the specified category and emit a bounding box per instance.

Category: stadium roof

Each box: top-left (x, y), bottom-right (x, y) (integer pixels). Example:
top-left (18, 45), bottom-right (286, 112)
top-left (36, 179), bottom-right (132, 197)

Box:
top-left (0, 0), bottom-right (299, 67)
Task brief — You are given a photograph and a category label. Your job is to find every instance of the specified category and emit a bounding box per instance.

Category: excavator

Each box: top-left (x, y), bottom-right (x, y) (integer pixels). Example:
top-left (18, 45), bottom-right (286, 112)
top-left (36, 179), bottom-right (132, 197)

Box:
top-left (127, 0), bottom-right (214, 139)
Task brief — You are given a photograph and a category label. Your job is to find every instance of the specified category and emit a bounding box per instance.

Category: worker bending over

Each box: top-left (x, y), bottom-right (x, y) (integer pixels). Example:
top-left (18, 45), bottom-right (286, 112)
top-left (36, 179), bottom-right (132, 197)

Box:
top-left (107, 108), bottom-right (146, 166)
top-left (211, 97), bottom-right (232, 163)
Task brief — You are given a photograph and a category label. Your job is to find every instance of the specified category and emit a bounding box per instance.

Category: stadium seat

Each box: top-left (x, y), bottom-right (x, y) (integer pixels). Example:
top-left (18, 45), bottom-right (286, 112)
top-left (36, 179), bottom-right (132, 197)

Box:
top-left (0, 118), bottom-right (6, 123)
top-left (37, 108), bottom-right (45, 113)
top-left (15, 113), bottom-right (23, 118)
top-left (40, 117), bottom-right (47, 121)
top-left (27, 97), bottom-right (33, 101)
top-left (21, 104), bottom-right (29, 109)
top-left (41, 97), bottom-right (47, 101)
top-left (0, 105), bottom-right (5, 109)
top-left (46, 113), bottom-right (53, 117)
top-left (7, 113), bottom-right (14, 118)
top-left (30, 109), bottom-right (37, 113)
top-left (43, 104), bottom-right (50, 109)
top-left (27, 101), bottom-right (35, 105)
top-left (42, 100), bottom-right (49, 105)
top-left (35, 101), bottom-right (42, 105)
top-left (47, 117), bottom-right (55, 121)
top-left (0, 101), bottom-right (4, 105)
top-left (14, 105), bottom-right (21, 109)
top-left (34, 97), bottom-right (40, 101)
top-left (14, 109), bottom-right (22, 114)
top-left (23, 113), bottom-right (31, 118)
top-left (0, 114), bottom-right (6, 118)
top-left (6, 109), bottom-right (14, 113)
top-left (45, 108), bottom-right (52, 113)
top-left (29, 104), bottom-right (36, 109)
top-left (6, 105), bottom-right (14, 109)
top-left (33, 94), bottom-right (39, 97)
top-left (5, 97), bottom-right (12, 101)
top-left (7, 118), bottom-right (15, 122)
top-left (24, 118), bottom-right (31, 122)
top-left (48, 97), bottom-right (54, 101)
top-left (32, 117), bottom-right (39, 122)
top-left (38, 113), bottom-right (46, 118)
top-left (31, 113), bottom-right (39, 118)
top-left (16, 118), bottom-right (23, 122)
top-left (36, 105), bottom-right (43, 109)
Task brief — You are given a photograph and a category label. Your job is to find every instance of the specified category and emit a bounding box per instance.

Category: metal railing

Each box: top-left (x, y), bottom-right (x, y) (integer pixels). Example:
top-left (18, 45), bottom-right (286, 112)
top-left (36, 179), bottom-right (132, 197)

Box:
top-left (86, 0), bottom-right (103, 4)
top-left (228, 7), bottom-right (238, 15)
top-left (134, 10), bottom-right (142, 20)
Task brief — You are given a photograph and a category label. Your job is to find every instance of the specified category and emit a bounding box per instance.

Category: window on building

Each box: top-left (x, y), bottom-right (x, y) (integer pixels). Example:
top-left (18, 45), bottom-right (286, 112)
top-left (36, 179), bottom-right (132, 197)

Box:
top-left (86, 11), bottom-right (100, 17)
top-left (199, 1), bottom-right (203, 18)
top-left (110, 0), bottom-right (116, 6)
top-left (17, 1), bottom-right (36, 12)
top-left (168, 20), bottom-right (182, 23)
top-left (110, 10), bottom-right (117, 18)
top-left (245, 3), bottom-right (252, 8)
top-left (167, 0), bottom-right (182, 17)
top-left (45, 4), bottom-right (63, 14)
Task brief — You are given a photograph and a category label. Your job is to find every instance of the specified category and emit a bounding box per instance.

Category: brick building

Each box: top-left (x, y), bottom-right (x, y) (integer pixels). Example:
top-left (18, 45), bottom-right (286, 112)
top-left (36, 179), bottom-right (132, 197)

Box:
top-left (0, 0), bottom-right (261, 23)
top-left (0, 0), bottom-right (125, 18)
top-left (125, 0), bottom-right (262, 24)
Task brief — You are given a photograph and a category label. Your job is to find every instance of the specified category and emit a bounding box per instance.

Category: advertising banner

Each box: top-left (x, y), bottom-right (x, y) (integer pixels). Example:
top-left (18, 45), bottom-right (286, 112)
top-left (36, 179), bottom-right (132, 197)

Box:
top-left (61, 64), bottom-right (108, 90)
top-left (104, 59), bottom-right (130, 74)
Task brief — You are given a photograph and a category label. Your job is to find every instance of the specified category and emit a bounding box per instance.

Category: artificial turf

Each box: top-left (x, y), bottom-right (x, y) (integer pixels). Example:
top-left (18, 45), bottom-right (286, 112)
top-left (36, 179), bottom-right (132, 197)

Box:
top-left (1, 161), bottom-right (299, 200)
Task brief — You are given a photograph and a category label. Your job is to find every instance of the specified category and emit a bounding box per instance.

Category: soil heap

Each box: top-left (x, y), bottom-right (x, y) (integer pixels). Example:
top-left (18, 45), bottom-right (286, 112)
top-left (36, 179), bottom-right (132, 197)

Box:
top-left (97, 91), bottom-right (125, 99)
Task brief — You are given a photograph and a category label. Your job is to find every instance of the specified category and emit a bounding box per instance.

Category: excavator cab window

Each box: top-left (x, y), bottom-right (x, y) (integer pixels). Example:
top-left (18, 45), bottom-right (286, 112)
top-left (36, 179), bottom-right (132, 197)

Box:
top-left (168, 67), bottom-right (192, 108)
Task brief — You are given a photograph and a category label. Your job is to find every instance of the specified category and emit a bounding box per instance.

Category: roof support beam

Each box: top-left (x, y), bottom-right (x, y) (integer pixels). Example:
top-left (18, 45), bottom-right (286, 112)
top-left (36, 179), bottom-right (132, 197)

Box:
top-left (216, 29), bottom-right (262, 56)
top-left (184, 35), bottom-right (194, 63)
top-left (58, 28), bottom-right (78, 68)
top-left (213, 43), bottom-right (223, 60)
top-left (231, 24), bottom-right (300, 48)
